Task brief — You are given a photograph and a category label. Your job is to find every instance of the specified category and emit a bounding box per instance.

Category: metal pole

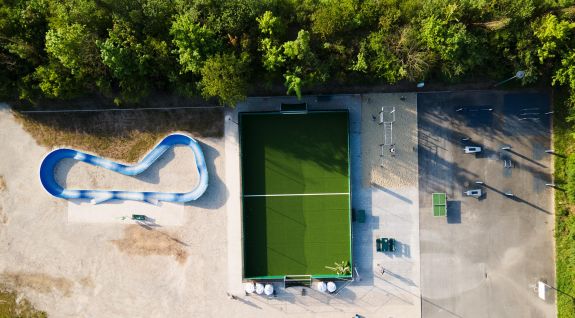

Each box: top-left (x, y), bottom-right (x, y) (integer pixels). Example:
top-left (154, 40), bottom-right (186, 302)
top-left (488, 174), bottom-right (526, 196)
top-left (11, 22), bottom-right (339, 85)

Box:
top-left (494, 71), bottom-right (526, 87)
top-left (494, 76), bottom-right (517, 87)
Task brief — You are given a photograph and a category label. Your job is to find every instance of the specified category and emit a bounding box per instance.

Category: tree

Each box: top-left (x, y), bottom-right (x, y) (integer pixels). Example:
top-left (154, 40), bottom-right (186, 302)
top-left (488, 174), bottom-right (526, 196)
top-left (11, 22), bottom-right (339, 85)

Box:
top-left (45, 24), bottom-right (105, 82)
top-left (199, 53), bottom-right (247, 106)
top-left (553, 52), bottom-right (575, 90)
top-left (257, 11), bottom-right (286, 71)
top-left (281, 30), bottom-right (324, 98)
top-left (419, 12), bottom-right (479, 79)
top-left (533, 14), bottom-right (574, 63)
top-left (34, 61), bottom-right (82, 98)
top-left (311, 0), bottom-right (360, 39)
top-left (284, 72), bottom-right (302, 99)
top-left (256, 10), bottom-right (284, 37)
top-left (0, 0), bottom-right (49, 99)
top-left (360, 30), bottom-right (404, 83)
top-left (98, 17), bottom-right (163, 101)
top-left (47, 0), bottom-right (109, 32)
top-left (170, 12), bottom-right (221, 74)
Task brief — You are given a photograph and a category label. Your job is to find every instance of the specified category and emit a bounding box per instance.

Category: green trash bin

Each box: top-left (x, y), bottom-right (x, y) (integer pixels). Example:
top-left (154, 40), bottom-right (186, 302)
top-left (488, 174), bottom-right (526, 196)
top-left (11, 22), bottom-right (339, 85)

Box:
top-left (132, 214), bottom-right (146, 221)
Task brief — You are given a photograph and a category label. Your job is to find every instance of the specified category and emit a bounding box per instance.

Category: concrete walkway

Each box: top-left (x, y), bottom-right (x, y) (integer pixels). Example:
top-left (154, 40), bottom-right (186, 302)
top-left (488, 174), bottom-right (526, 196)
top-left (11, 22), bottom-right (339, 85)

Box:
top-left (224, 94), bottom-right (421, 317)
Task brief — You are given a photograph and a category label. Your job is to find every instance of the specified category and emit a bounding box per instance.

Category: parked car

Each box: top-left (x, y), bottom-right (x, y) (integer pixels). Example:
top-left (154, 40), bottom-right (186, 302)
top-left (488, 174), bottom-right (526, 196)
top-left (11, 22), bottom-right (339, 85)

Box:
top-left (464, 189), bottom-right (483, 198)
top-left (464, 146), bottom-right (482, 154)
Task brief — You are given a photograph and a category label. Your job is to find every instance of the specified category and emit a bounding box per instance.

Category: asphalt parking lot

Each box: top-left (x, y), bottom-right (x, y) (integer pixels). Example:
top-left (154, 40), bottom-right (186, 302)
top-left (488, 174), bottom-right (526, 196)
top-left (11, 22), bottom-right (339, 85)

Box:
top-left (417, 91), bottom-right (556, 318)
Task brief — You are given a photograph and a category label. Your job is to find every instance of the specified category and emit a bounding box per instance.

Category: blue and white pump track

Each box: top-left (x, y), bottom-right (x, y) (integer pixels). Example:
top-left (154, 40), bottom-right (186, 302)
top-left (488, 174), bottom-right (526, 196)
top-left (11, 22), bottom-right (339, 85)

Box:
top-left (39, 133), bottom-right (208, 204)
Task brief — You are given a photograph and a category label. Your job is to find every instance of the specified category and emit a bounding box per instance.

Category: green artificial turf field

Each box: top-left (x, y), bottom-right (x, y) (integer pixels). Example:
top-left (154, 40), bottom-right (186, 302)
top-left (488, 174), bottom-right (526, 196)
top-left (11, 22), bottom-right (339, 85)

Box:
top-left (240, 111), bottom-right (351, 279)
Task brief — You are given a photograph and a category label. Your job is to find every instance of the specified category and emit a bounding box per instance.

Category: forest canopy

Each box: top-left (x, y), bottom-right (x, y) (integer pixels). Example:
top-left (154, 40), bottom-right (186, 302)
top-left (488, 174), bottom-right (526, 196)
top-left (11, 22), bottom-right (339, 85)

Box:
top-left (0, 0), bottom-right (574, 106)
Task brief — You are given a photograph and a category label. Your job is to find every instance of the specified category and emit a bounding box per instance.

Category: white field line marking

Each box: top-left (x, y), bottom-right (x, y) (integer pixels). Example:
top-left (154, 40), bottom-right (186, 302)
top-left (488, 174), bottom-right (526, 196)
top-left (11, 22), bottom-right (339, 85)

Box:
top-left (243, 192), bottom-right (349, 197)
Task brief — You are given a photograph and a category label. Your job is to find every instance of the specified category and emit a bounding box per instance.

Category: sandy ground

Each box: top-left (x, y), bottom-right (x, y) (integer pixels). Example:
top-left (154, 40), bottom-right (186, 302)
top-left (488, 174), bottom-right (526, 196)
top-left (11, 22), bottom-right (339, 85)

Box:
top-left (362, 94), bottom-right (418, 188)
top-left (0, 95), bottom-right (421, 318)
top-left (0, 103), bottom-right (243, 318)
top-left (56, 145), bottom-right (199, 193)
top-left (67, 200), bottom-right (185, 226)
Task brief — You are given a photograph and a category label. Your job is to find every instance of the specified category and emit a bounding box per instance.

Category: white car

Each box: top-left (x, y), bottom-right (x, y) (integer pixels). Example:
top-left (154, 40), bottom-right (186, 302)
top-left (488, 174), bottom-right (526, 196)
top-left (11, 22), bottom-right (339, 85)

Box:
top-left (464, 189), bottom-right (483, 198)
top-left (464, 146), bottom-right (482, 154)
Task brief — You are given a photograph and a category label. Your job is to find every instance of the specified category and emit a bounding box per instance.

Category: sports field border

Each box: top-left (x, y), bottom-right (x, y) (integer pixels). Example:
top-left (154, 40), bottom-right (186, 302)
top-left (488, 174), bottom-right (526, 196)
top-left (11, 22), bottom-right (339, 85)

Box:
top-left (238, 110), bottom-right (353, 281)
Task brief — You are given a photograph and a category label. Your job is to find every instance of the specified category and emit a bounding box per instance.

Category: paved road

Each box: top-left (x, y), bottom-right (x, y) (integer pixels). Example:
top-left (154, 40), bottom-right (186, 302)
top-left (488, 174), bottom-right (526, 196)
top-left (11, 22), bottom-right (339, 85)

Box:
top-left (417, 91), bottom-right (556, 318)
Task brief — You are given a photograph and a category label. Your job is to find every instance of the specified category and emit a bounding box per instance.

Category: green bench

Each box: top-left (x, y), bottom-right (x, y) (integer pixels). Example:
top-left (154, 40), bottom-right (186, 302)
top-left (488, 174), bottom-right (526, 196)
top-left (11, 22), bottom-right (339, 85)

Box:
top-left (132, 214), bottom-right (146, 221)
top-left (376, 238), bottom-right (396, 252)
top-left (352, 209), bottom-right (366, 223)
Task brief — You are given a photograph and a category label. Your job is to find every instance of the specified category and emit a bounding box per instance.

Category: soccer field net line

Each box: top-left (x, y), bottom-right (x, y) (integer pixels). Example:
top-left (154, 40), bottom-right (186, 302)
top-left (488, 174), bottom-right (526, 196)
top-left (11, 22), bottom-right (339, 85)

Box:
top-left (243, 192), bottom-right (349, 197)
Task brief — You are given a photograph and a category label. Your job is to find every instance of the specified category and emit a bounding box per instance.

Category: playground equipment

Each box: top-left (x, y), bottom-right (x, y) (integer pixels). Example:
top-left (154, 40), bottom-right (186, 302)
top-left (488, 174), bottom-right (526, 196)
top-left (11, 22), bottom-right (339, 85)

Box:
top-left (39, 133), bottom-right (208, 204)
top-left (379, 106), bottom-right (395, 146)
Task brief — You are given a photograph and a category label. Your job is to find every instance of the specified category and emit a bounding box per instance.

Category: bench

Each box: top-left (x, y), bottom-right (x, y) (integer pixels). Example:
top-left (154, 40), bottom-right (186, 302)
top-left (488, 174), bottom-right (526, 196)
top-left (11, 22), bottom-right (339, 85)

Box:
top-left (352, 209), bottom-right (366, 223)
top-left (376, 238), bottom-right (396, 252)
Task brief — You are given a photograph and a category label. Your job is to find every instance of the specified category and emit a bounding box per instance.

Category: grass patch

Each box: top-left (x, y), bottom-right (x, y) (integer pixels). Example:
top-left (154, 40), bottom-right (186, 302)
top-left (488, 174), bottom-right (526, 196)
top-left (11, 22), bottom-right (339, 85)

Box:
top-left (14, 108), bottom-right (223, 163)
top-left (240, 112), bottom-right (351, 278)
top-left (0, 288), bottom-right (47, 318)
top-left (553, 90), bottom-right (575, 318)
top-left (243, 195), bottom-right (351, 278)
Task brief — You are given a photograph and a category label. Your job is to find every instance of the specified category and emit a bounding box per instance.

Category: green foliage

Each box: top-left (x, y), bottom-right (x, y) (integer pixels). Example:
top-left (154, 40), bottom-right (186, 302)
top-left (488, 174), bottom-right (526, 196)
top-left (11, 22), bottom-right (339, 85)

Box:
top-left (0, 0), bottom-right (573, 108)
top-left (357, 25), bottom-right (431, 82)
top-left (311, 0), bottom-right (360, 39)
top-left (552, 91), bottom-right (575, 318)
top-left (260, 38), bottom-right (285, 71)
top-left (199, 53), bottom-right (247, 106)
top-left (257, 11), bottom-right (286, 72)
top-left (98, 17), bottom-right (169, 101)
top-left (554, 52), bottom-right (575, 90)
top-left (34, 61), bottom-right (82, 98)
top-left (257, 10), bottom-right (285, 37)
top-left (170, 12), bottom-right (221, 74)
top-left (533, 14), bottom-right (575, 63)
top-left (47, 0), bottom-right (109, 31)
top-left (45, 23), bottom-right (103, 78)
top-left (283, 30), bottom-right (312, 61)
top-left (281, 30), bottom-right (324, 97)
top-left (179, 0), bottom-right (267, 35)
top-left (565, 153), bottom-right (575, 201)
top-left (362, 30), bottom-right (404, 83)
top-left (284, 72), bottom-right (302, 99)
top-left (419, 8), bottom-right (480, 79)
top-left (325, 260), bottom-right (351, 276)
